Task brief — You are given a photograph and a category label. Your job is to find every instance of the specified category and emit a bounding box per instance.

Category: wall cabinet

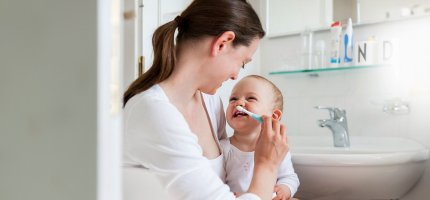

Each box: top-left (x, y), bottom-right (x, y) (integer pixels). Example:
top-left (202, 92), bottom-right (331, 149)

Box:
top-left (266, 0), bottom-right (430, 38)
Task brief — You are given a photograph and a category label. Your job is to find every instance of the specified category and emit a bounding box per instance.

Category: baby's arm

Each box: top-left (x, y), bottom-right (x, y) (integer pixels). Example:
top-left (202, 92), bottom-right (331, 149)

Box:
top-left (274, 152), bottom-right (300, 198)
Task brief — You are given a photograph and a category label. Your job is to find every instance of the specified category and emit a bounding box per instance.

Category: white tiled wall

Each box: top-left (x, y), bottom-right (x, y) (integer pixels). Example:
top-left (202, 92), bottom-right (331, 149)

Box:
top-left (260, 16), bottom-right (430, 199)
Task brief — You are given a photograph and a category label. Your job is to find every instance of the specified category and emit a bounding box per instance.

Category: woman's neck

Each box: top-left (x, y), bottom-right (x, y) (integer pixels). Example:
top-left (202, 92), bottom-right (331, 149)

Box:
top-left (230, 130), bottom-right (260, 152)
top-left (159, 45), bottom-right (207, 109)
top-left (160, 68), bottom-right (201, 107)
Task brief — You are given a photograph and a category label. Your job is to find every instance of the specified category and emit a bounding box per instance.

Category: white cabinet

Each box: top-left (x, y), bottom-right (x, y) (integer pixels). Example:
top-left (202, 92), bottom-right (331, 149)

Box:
top-left (266, 0), bottom-right (430, 38)
top-left (267, 0), bottom-right (333, 37)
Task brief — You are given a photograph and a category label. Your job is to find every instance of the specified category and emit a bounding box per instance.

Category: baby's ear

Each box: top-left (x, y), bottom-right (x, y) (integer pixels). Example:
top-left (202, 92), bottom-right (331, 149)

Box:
top-left (271, 109), bottom-right (283, 121)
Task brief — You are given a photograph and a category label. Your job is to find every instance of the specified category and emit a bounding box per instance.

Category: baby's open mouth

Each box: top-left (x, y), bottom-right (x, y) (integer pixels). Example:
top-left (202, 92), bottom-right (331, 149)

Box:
top-left (233, 110), bottom-right (248, 118)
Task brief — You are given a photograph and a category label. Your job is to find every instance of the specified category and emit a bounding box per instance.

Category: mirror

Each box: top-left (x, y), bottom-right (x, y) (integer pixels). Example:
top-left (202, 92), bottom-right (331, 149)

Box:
top-left (267, 0), bottom-right (430, 38)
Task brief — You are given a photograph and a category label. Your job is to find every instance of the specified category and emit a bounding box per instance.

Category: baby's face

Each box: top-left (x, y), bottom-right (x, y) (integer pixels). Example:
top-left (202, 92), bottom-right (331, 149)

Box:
top-left (226, 77), bottom-right (276, 132)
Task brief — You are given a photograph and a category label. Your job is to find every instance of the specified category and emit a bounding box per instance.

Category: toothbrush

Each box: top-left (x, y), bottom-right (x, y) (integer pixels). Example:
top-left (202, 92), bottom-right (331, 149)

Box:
top-left (236, 106), bottom-right (263, 123)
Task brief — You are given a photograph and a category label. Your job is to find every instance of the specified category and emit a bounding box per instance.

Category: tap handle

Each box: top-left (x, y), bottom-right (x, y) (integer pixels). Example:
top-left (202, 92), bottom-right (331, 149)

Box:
top-left (315, 106), bottom-right (345, 119)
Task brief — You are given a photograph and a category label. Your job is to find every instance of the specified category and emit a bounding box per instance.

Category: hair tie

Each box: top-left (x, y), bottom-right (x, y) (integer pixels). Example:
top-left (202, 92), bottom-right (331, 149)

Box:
top-left (174, 15), bottom-right (184, 27)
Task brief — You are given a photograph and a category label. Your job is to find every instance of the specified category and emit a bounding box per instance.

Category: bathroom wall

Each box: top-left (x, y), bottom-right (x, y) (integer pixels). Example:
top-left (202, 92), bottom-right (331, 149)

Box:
top-left (260, 15), bottom-right (430, 199)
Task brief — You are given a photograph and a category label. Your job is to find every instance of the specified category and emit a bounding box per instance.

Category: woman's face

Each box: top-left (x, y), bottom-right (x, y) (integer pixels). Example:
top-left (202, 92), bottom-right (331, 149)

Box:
top-left (200, 38), bottom-right (260, 95)
top-left (226, 77), bottom-right (275, 132)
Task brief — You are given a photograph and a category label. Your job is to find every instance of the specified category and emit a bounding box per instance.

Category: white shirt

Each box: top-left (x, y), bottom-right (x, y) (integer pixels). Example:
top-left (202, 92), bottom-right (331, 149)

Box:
top-left (220, 139), bottom-right (300, 197)
top-left (123, 84), bottom-right (261, 200)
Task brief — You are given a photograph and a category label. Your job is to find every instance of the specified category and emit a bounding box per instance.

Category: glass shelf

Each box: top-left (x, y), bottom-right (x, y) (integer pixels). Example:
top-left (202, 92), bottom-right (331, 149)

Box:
top-left (269, 64), bottom-right (387, 75)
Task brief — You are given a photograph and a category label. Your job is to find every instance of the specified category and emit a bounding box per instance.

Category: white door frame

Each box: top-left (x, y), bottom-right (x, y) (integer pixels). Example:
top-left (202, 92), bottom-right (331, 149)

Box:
top-left (97, 0), bottom-right (124, 200)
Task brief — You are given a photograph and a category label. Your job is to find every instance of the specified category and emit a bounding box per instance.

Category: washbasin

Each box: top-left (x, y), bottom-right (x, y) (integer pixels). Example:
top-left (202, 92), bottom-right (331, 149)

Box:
top-left (289, 136), bottom-right (429, 200)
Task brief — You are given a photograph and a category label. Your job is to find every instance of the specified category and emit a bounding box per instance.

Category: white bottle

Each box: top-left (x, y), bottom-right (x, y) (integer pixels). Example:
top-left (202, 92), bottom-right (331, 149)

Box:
top-left (300, 28), bottom-right (313, 69)
top-left (329, 21), bottom-right (342, 67)
top-left (343, 18), bottom-right (354, 65)
top-left (314, 40), bottom-right (326, 69)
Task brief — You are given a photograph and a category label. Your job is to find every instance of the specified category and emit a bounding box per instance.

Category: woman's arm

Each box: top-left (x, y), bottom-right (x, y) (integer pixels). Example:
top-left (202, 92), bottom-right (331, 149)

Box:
top-left (248, 116), bottom-right (289, 200)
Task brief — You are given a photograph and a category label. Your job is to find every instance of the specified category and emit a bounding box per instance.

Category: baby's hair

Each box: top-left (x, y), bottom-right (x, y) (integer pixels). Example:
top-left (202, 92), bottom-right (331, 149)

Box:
top-left (245, 75), bottom-right (283, 111)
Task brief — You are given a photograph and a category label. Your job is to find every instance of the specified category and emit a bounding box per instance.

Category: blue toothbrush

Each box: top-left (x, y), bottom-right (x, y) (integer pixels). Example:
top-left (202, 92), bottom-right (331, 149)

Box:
top-left (236, 106), bottom-right (263, 123)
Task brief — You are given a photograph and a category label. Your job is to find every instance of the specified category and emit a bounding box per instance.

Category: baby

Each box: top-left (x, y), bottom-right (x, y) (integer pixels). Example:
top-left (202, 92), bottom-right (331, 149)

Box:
top-left (220, 75), bottom-right (299, 200)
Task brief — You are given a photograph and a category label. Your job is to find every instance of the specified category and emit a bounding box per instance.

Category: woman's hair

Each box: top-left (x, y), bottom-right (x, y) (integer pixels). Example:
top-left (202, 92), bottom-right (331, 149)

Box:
top-left (123, 0), bottom-right (265, 106)
top-left (246, 75), bottom-right (283, 112)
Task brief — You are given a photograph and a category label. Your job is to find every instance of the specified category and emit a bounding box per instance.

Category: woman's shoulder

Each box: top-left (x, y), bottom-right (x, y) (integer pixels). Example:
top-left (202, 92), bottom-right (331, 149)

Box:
top-left (124, 85), bottom-right (171, 111)
top-left (125, 84), bottom-right (166, 106)
top-left (123, 84), bottom-right (194, 139)
top-left (123, 84), bottom-right (182, 123)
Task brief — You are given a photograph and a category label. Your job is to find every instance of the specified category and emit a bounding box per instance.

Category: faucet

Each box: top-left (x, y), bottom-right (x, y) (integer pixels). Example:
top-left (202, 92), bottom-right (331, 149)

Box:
top-left (315, 106), bottom-right (350, 148)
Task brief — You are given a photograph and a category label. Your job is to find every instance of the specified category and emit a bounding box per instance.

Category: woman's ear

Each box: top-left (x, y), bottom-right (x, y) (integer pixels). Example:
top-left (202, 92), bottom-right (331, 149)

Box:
top-left (272, 109), bottom-right (283, 121)
top-left (211, 31), bottom-right (235, 56)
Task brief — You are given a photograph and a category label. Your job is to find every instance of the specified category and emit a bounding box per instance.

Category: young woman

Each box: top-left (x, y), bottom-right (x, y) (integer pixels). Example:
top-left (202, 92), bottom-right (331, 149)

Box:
top-left (123, 1), bottom-right (289, 199)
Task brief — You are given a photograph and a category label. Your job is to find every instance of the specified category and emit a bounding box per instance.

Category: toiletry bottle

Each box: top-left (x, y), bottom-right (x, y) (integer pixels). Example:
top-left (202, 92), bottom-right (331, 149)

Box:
top-left (329, 21), bottom-right (342, 67)
top-left (314, 40), bottom-right (326, 69)
top-left (343, 18), bottom-right (354, 65)
top-left (300, 28), bottom-right (313, 69)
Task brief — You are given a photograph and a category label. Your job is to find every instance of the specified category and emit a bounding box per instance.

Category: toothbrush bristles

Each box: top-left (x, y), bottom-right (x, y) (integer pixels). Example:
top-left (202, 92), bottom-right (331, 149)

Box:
top-left (236, 106), bottom-right (263, 123)
top-left (236, 106), bottom-right (251, 115)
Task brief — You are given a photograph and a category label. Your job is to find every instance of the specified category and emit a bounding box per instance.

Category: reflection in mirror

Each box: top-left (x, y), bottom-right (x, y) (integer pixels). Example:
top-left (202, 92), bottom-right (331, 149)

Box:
top-left (267, 0), bottom-right (430, 38)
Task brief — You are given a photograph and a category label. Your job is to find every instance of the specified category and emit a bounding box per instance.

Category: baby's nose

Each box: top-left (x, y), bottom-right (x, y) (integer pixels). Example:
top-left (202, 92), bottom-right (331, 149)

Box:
top-left (235, 99), bottom-right (245, 107)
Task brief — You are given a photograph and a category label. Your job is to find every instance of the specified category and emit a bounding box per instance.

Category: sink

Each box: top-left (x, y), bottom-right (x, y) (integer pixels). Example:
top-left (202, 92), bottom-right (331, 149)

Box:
top-left (289, 136), bottom-right (429, 200)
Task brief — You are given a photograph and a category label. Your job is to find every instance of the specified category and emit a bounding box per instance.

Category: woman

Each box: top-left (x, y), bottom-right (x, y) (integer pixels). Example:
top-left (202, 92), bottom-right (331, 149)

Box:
top-left (123, 0), bottom-right (289, 199)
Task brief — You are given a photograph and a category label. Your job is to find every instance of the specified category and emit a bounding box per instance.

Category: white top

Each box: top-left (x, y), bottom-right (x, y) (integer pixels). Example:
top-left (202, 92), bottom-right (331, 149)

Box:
top-left (123, 84), bottom-right (261, 200)
top-left (220, 139), bottom-right (300, 196)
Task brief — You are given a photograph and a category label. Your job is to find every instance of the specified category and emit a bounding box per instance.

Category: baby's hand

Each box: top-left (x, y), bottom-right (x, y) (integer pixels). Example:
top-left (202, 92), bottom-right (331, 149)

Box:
top-left (272, 184), bottom-right (291, 200)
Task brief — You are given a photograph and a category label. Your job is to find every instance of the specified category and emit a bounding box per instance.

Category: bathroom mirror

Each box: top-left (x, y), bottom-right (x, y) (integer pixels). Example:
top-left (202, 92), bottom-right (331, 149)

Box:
top-left (266, 0), bottom-right (430, 38)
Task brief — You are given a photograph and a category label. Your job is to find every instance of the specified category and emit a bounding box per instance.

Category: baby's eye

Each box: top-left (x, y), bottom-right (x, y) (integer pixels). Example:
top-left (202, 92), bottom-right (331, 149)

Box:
top-left (247, 96), bottom-right (258, 101)
top-left (229, 97), bottom-right (238, 102)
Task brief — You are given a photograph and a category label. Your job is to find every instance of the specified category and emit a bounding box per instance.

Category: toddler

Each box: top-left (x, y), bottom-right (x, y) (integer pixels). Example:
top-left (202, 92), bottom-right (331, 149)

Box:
top-left (221, 75), bottom-right (299, 200)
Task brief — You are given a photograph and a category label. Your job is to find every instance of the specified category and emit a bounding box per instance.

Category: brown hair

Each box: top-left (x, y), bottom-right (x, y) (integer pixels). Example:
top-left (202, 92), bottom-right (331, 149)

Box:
top-left (123, 0), bottom-right (265, 106)
top-left (246, 75), bottom-right (283, 111)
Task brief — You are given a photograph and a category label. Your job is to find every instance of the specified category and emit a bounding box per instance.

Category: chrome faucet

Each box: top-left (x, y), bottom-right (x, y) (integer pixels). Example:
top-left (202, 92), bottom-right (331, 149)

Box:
top-left (315, 106), bottom-right (350, 148)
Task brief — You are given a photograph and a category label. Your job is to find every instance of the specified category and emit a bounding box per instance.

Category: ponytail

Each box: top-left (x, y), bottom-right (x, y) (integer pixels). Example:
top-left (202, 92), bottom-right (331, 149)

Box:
top-left (123, 20), bottom-right (177, 106)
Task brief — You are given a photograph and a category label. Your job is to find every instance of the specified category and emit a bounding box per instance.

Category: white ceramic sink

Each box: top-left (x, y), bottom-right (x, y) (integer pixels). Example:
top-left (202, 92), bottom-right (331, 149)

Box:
top-left (289, 136), bottom-right (429, 200)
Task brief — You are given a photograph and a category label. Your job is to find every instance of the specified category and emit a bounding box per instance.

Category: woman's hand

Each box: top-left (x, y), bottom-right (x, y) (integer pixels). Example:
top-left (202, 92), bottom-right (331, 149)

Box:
top-left (254, 115), bottom-right (288, 170)
top-left (247, 115), bottom-right (288, 200)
